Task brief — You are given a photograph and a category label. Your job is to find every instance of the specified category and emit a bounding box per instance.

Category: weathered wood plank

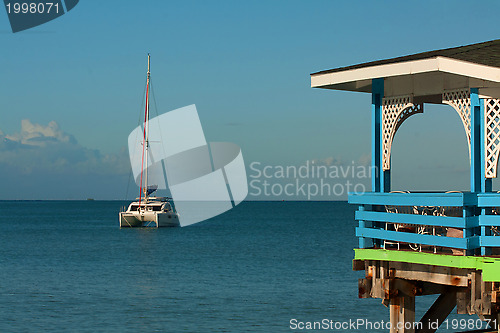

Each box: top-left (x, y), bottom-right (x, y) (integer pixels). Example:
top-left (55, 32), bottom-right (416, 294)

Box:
top-left (457, 289), bottom-right (471, 314)
top-left (358, 278), bottom-right (371, 298)
top-left (491, 290), bottom-right (499, 303)
top-left (394, 278), bottom-right (417, 297)
top-left (390, 295), bottom-right (415, 333)
top-left (419, 281), bottom-right (456, 296)
top-left (390, 261), bottom-right (470, 287)
top-left (483, 281), bottom-right (492, 316)
top-left (472, 271), bottom-right (482, 315)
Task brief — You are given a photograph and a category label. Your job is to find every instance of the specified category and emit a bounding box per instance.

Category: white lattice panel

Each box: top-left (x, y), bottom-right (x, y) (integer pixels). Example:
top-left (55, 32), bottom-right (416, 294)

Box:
top-left (382, 96), bottom-right (423, 170)
top-left (442, 89), bottom-right (471, 159)
top-left (485, 98), bottom-right (500, 178)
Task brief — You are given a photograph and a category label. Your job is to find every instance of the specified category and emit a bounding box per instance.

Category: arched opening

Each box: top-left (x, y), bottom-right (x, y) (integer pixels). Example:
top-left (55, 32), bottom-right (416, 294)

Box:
top-left (390, 103), bottom-right (470, 192)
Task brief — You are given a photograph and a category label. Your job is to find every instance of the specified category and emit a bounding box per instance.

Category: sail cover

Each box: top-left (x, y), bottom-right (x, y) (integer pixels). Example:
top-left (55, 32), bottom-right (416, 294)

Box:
top-left (146, 185), bottom-right (158, 196)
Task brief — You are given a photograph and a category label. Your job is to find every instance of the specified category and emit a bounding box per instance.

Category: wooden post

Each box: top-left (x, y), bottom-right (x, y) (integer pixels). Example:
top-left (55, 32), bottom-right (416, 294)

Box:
top-left (357, 259), bottom-right (500, 333)
top-left (390, 294), bottom-right (415, 333)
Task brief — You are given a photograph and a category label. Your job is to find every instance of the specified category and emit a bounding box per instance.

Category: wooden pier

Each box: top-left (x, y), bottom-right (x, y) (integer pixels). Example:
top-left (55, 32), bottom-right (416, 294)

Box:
top-left (354, 249), bottom-right (500, 332)
top-left (311, 40), bottom-right (500, 332)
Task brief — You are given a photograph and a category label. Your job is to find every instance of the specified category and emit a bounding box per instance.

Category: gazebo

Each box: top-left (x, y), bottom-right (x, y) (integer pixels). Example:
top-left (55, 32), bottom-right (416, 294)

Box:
top-left (312, 40), bottom-right (500, 332)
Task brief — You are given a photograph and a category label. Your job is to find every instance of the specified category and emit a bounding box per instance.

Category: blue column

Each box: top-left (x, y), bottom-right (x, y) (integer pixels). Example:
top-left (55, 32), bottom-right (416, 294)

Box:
top-left (470, 88), bottom-right (481, 193)
top-left (369, 78), bottom-right (385, 248)
top-left (464, 206), bottom-right (475, 256)
top-left (471, 88), bottom-right (492, 255)
top-left (470, 89), bottom-right (481, 255)
top-left (478, 93), bottom-right (491, 255)
top-left (381, 170), bottom-right (391, 193)
top-left (358, 205), bottom-right (366, 248)
top-left (372, 78), bottom-right (383, 193)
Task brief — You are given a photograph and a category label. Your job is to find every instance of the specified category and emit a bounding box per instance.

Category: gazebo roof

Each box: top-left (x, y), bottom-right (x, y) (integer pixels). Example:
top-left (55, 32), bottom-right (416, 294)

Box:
top-left (311, 39), bottom-right (500, 98)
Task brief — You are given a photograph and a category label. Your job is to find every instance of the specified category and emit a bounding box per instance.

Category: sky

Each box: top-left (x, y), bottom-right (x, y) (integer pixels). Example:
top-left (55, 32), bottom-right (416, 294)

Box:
top-left (1, 0), bottom-right (500, 200)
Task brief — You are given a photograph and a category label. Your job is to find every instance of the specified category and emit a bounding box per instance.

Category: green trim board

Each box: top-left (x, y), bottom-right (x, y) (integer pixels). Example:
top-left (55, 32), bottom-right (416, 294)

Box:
top-left (354, 248), bottom-right (500, 282)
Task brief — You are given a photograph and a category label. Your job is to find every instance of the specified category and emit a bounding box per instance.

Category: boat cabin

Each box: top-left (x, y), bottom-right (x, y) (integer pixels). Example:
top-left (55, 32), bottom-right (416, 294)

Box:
top-left (127, 198), bottom-right (174, 213)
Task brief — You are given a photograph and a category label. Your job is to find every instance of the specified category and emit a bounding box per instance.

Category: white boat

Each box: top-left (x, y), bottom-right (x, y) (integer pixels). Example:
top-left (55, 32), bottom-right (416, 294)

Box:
top-left (119, 196), bottom-right (180, 228)
top-left (119, 54), bottom-right (180, 228)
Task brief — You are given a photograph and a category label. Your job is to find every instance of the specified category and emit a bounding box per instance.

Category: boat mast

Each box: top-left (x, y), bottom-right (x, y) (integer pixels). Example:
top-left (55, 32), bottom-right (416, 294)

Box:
top-left (139, 54), bottom-right (151, 206)
top-left (145, 54), bottom-right (151, 201)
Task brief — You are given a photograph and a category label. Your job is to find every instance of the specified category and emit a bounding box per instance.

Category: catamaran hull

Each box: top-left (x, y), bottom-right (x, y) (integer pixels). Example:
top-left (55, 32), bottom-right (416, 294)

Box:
top-left (156, 213), bottom-right (181, 227)
top-left (119, 212), bottom-right (180, 228)
top-left (119, 213), bottom-right (143, 227)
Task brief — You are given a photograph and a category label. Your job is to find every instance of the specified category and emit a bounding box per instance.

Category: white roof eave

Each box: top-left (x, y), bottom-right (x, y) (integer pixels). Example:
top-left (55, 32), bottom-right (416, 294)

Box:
top-left (311, 56), bottom-right (500, 92)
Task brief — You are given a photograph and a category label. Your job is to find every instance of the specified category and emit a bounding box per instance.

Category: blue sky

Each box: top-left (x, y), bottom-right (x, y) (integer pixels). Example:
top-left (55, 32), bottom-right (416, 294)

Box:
top-left (1, 0), bottom-right (500, 199)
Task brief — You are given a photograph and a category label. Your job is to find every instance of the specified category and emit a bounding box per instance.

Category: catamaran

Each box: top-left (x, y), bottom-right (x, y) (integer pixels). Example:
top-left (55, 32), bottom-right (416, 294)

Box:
top-left (119, 54), bottom-right (180, 228)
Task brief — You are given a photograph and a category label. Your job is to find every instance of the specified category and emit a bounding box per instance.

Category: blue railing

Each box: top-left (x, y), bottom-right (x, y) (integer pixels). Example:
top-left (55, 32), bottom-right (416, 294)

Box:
top-left (348, 192), bottom-right (500, 256)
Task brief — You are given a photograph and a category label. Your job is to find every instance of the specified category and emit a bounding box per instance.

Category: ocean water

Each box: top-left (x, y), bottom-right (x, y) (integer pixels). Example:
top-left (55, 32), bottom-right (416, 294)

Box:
top-left (0, 201), bottom-right (480, 332)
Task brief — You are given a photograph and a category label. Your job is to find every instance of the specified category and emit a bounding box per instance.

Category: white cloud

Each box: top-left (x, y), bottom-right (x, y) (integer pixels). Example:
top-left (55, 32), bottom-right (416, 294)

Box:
top-left (5, 119), bottom-right (76, 147)
top-left (0, 120), bottom-right (130, 199)
top-left (0, 119), bottom-right (129, 174)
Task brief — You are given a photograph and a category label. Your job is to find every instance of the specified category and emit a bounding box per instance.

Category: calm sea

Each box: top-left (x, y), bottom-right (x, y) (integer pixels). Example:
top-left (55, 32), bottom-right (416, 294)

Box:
top-left (0, 201), bottom-right (475, 332)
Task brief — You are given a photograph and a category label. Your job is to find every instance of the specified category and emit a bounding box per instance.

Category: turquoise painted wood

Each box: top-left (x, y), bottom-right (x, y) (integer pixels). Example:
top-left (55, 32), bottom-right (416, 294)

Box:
top-left (349, 192), bottom-right (472, 207)
top-left (478, 215), bottom-right (500, 226)
top-left (471, 88), bottom-right (481, 193)
top-left (478, 193), bottom-right (500, 206)
top-left (356, 227), bottom-right (468, 249)
top-left (355, 211), bottom-right (466, 228)
top-left (371, 78), bottom-right (383, 193)
top-left (349, 192), bottom-right (500, 251)
top-left (358, 205), bottom-right (365, 249)
top-left (481, 236), bottom-right (500, 247)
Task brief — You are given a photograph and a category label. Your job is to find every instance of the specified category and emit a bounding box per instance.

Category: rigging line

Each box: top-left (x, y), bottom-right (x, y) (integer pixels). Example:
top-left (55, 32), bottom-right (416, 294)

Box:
top-left (149, 79), bottom-right (161, 117)
top-left (149, 80), bottom-right (172, 195)
top-left (139, 79), bottom-right (150, 206)
top-left (124, 80), bottom-right (148, 201)
top-left (137, 81), bottom-right (148, 126)
top-left (149, 81), bottom-right (166, 151)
